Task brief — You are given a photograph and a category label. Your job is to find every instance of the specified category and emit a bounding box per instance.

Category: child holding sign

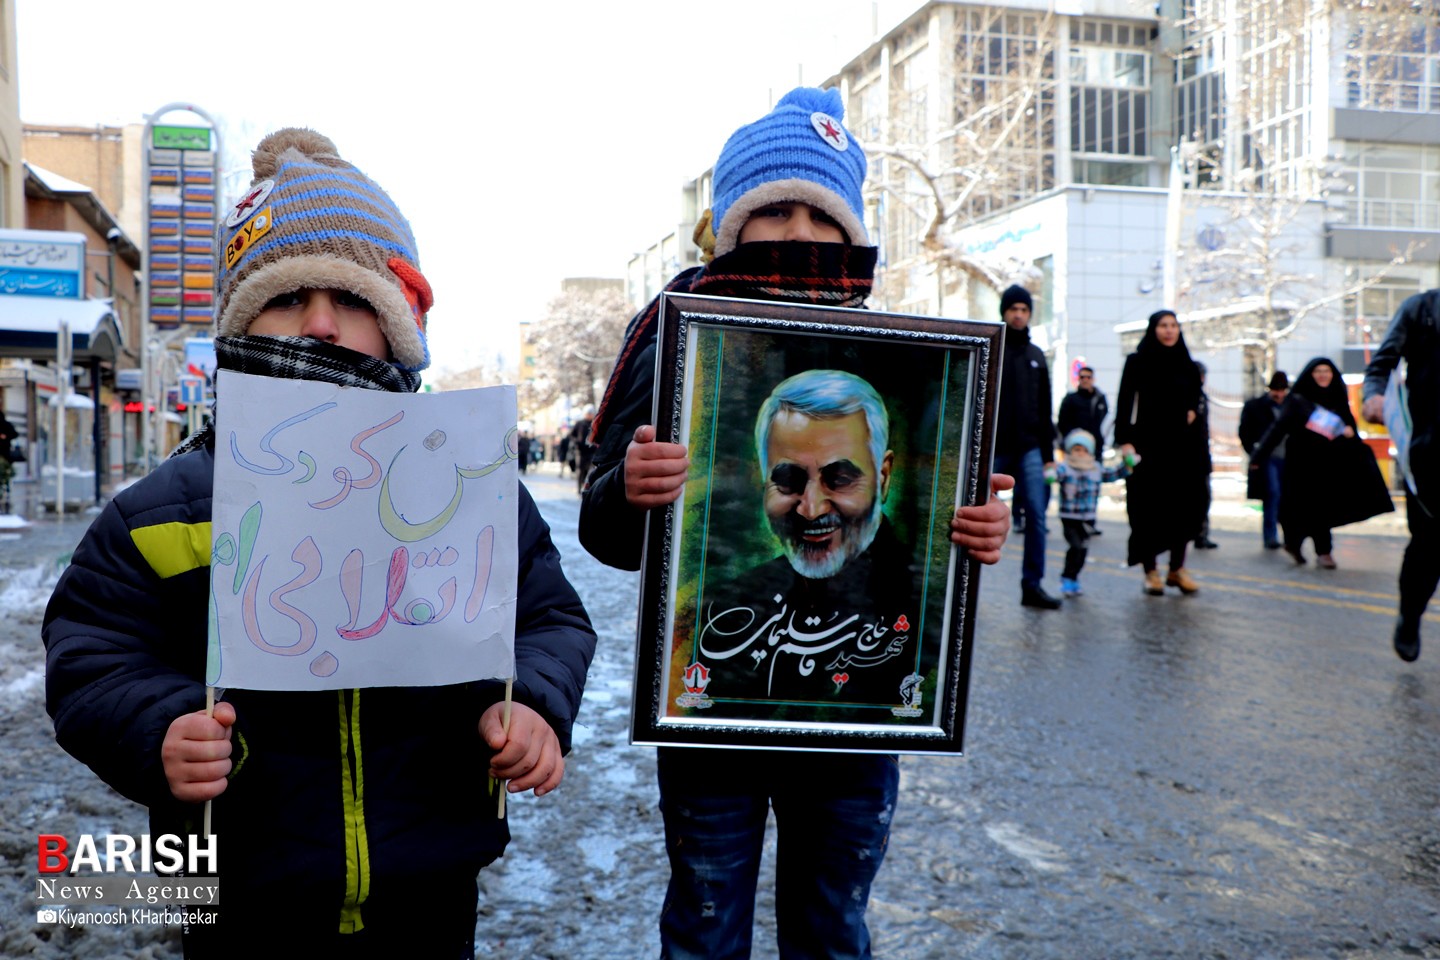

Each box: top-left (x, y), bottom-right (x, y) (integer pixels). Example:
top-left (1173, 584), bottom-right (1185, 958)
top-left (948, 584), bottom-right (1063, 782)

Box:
top-left (43, 128), bottom-right (596, 958)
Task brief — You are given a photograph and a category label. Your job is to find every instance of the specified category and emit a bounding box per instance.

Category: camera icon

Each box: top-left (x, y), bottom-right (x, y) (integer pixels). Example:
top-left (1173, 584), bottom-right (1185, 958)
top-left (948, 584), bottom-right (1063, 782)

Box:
top-left (36, 909), bottom-right (59, 924)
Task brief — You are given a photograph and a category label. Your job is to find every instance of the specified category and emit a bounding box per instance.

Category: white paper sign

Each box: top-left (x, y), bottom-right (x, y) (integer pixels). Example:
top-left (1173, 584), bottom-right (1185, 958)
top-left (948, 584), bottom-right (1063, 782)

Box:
top-left (1385, 369), bottom-right (1414, 496)
top-left (208, 371), bottom-right (519, 690)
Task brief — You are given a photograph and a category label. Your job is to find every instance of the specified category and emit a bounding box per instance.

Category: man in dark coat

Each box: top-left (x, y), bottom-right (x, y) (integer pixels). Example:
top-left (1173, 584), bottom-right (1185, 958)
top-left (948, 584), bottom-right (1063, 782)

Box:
top-left (994, 284), bottom-right (1061, 608)
top-left (1057, 365), bottom-right (1108, 536)
top-left (1363, 289), bottom-right (1440, 662)
top-left (569, 411), bottom-right (594, 494)
top-left (1193, 362), bottom-right (1219, 549)
top-left (1057, 365), bottom-right (1108, 445)
top-left (694, 370), bottom-right (922, 711)
top-left (1239, 371), bottom-right (1289, 549)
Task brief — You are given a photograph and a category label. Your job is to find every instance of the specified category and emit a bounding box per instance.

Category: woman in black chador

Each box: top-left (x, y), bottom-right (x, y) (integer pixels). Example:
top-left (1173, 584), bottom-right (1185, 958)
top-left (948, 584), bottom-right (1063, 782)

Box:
top-left (1115, 309), bottom-right (1210, 595)
top-left (1252, 357), bottom-right (1393, 568)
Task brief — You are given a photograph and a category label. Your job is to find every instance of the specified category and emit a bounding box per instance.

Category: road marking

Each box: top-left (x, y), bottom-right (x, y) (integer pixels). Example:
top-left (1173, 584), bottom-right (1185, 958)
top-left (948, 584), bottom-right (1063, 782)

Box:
top-left (1033, 547), bottom-right (1440, 621)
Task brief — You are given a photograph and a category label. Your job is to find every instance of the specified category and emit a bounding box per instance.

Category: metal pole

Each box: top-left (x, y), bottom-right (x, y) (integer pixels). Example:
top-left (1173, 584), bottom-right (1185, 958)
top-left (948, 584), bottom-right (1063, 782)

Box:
top-left (91, 358), bottom-right (102, 503)
top-left (142, 102), bottom-right (223, 473)
top-left (56, 318), bottom-right (70, 517)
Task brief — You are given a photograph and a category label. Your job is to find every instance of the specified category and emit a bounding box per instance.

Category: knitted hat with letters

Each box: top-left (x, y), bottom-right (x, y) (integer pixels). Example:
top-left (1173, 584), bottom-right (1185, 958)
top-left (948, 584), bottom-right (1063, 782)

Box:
top-left (214, 128), bottom-right (433, 371)
top-left (710, 87), bottom-right (868, 258)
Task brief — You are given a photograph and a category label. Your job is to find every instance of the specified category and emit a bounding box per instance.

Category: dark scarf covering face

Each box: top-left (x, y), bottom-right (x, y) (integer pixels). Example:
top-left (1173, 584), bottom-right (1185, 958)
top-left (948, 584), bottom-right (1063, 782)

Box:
top-left (591, 240), bottom-right (877, 440)
top-left (1131, 309), bottom-right (1201, 423)
top-left (169, 335), bottom-right (421, 459)
top-left (1290, 357), bottom-right (1350, 416)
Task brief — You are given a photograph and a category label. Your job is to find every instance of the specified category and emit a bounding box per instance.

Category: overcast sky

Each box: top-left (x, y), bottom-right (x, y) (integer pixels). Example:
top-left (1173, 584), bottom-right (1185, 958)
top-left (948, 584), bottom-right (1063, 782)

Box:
top-left (17, 1), bottom-right (915, 376)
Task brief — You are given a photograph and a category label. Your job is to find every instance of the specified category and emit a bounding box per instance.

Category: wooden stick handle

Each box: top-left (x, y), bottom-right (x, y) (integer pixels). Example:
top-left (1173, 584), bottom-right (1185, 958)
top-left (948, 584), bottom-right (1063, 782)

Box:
top-left (498, 677), bottom-right (513, 819)
top-left (203, 686), bottom-right (215, 838)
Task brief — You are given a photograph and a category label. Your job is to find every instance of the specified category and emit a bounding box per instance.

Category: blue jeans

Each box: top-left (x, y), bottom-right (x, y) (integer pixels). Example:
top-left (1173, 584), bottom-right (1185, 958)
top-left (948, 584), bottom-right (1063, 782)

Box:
top-left (994, 447), bottom-right (1049, 590)
top-left (1262, 457), bottom-right (1284, 545)
top-left (656, 747), bottom-right (900, 960)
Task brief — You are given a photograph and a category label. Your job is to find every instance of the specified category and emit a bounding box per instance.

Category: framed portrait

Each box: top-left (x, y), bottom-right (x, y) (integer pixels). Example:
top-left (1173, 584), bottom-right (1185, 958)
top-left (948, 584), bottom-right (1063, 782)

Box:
top-left (631, 293), bottom-right (1003, 754)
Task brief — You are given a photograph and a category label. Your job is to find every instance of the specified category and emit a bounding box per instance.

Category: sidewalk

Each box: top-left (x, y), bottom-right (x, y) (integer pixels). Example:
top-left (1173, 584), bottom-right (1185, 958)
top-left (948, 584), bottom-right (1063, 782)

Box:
top-left (1092, 468), bottom-right (1410, 539)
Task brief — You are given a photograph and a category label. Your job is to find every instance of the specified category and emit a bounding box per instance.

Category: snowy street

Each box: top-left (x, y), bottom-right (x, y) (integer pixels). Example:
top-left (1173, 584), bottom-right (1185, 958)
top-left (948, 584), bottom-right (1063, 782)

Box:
top-left (2, 468), bottom-right (1438, 958)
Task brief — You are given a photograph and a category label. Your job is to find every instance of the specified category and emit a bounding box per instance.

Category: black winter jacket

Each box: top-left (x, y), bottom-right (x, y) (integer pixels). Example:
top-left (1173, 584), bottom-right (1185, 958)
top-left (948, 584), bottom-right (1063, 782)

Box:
top-left (580, 269), bottom-right (704, 571)
top-left (996, 326), bottom-right (1056, 460)
top-left (1364, 288), bottom-right (1440, 504)
top-left (1057, 387), bottom-right (1108, 446)
top-left (43, 442), bottom-right (595, 927)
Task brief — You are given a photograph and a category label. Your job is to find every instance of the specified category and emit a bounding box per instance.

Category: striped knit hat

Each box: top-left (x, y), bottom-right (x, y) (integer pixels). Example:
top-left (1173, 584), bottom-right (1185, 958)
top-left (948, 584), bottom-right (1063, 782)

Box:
top-left (710, 87), bottom-right (869, 258)
top-left (215, 128), bottom-right (433, 371)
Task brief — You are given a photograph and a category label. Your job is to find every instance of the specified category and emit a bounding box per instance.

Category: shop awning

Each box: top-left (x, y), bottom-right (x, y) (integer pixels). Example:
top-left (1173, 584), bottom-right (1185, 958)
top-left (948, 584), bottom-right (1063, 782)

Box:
top-left (0, 296), bottom-right (122, 361)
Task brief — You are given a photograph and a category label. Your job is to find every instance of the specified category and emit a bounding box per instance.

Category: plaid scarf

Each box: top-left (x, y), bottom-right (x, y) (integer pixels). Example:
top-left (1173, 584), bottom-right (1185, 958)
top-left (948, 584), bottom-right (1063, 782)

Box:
top-left (591, 241), bottom-right (876, 441)
top-left (169, 335), bottom-right (422, 459)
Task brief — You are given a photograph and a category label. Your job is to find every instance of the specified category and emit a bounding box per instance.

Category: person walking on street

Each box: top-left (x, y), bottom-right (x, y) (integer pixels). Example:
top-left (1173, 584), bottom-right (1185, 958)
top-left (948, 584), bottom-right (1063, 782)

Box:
top-left (1193, 361), bottom-right (1219, 550)
top-left (1058, 364), bottom-right (1109, 537)
top-left (578, 87), bottom-right (1013, 960)
top-left (1115, 309), bottom-right (1208, 596)
top-left (1057, 365), bottom-right (1108, 447)
top-left (1252, 357), bottom-right (1392, 571)
top-left (569, 410), bottom-right (594, 494)
top-left (0, 412), bottom-right (17, 509)
top-left (1239, 371), bottom-right (1289, 549)
top-left (1052, 428), bottom-right (1131, 597)
top-left (995, 283), bottom-right (1061, 609)
top-left (1363, 288), bottom-right (1440, 662)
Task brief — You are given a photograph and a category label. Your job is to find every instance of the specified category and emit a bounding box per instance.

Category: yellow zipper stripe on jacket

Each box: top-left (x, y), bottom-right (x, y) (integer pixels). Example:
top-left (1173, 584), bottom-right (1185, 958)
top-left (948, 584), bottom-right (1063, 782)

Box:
top-left (337, 689), bottom-right (371, 933)
top-left (130, 521), bottom-right (212, 578)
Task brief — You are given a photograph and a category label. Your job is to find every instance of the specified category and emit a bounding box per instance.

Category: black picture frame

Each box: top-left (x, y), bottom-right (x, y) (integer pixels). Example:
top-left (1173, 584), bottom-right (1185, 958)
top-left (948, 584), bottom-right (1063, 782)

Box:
top-left (630, 293), bottom-right (1004, 754)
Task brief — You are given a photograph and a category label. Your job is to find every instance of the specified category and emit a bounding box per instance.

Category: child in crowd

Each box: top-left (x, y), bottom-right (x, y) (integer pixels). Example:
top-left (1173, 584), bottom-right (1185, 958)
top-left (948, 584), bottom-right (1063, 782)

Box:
top-left (1052, 428), bottom-right (1132, 597)
top-left (43, 129), bottom-right (597, 959)
top-left (579, 87), bottom-right (1012, 959)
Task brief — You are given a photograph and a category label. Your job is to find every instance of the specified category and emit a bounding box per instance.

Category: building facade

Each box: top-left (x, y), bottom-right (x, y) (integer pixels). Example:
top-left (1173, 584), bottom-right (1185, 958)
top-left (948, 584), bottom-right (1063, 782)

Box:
top-left (631, 0), bottom-right (1440, 444)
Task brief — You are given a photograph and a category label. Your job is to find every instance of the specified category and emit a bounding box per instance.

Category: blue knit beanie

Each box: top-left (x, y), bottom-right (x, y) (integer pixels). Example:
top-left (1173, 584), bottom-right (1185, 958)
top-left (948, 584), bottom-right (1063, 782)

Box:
top-left (710, 87), bottom-right (868, 258)
top-left (1063, 429), bottom-right (1096, 456)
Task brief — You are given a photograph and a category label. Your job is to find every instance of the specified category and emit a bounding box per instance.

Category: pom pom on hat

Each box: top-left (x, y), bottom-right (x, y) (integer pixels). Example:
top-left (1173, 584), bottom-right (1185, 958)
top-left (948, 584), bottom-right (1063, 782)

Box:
top-left (710, 86), bottom-right (868, 258)
top-left (214, 127), bottom-right (433, 371)
top-left (250, 128), bottom-right (341, 177)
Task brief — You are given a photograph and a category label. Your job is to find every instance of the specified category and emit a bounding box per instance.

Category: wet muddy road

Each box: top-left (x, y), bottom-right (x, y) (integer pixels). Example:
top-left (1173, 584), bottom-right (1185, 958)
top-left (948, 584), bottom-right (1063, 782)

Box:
top-left (1, 472), bottom-right (1437, 958)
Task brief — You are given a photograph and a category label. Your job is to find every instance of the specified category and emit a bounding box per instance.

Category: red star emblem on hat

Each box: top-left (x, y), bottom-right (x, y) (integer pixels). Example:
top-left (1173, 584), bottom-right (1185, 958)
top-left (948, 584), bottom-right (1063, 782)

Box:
top-left (809, 112), bottom-right (849, 151)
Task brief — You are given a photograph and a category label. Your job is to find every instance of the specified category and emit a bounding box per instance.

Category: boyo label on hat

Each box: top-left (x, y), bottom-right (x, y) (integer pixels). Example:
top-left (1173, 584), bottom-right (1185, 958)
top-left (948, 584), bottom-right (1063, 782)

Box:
top-left (225, 179), bottom-right (276, 227)
top-left (810, 112), bottom-right (848, 151)
top-left (224, 207), bottom-right (272, 270)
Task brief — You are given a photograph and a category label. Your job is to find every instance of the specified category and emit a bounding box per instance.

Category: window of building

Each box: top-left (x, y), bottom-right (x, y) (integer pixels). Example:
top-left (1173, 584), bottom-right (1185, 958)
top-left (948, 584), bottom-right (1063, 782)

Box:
top-left (1073, 159), bottom-right (1149, 187)
top-left (1336, 144), bottom-right (1440, 230)
top-left (1070, 48), bottom-right (1149, 88)
top-left (1341, 264), bottom-right (1428, 373)
top-left (891, 44), bottom-right (931, 143)
top-left (1070, 21), bottom-right (1152, 162)
top-left (1345, 14), bottom-right (1440, 112)
top-left (852, 76), bottom-right (886, 141)
top-left (951, 8), bottom-right (1057, 219)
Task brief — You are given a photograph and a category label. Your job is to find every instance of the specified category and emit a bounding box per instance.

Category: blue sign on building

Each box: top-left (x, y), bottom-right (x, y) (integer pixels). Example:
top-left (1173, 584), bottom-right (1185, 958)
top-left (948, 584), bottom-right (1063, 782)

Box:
top-left (0, 230), bottom-right (86, 299)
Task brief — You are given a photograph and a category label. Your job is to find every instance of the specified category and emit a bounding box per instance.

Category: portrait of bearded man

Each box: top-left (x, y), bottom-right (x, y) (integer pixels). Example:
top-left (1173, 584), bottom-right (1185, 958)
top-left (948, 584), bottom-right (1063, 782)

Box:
top-left (692, 369), bottom-right (924, 716)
